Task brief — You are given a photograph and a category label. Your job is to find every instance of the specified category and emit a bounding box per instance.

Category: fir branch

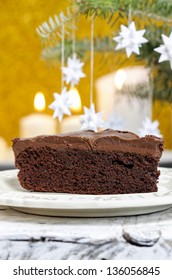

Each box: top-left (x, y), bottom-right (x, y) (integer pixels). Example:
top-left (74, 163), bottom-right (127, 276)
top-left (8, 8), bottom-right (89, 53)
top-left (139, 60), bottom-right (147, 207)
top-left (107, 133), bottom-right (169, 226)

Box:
top-left (76, 0), bottom-right (172, 22)
top-left (133, 10), bottom-right (172, 24)
top-left (36, 11), bottom-right (74, 44)
top-left (76, 0), bottom-right (137, 18)
top-left (41, 37), bottom-right (114, 61)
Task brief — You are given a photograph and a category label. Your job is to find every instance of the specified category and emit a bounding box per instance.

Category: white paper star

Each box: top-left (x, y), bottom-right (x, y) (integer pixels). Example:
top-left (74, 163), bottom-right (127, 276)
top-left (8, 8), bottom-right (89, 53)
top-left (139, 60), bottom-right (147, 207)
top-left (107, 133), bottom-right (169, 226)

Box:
top-left (62, 53), bottom-right (86, 87)
top-left (49, 87), bottom-right (72, 122)
top-left (80, 103), bottom-right (104, 132)
top-left (113, 21), bottom-right (148, 57)
top-left (138, 117), bottom-right (162, 137)
top-left (104, 113), bottom-right (125, 130)
top-left (154, 32), bottom-right (172, 69)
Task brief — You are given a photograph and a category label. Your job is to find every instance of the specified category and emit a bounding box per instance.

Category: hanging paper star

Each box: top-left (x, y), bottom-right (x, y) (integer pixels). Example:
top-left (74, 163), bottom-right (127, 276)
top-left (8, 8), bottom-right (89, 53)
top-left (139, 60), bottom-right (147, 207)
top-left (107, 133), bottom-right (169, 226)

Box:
top-left (62, 53), bottom-right (86, 87)
top-left (113, 21), bottom-right (148, 57)
top-left (154, 32), bottom-right (172, 69)
top-left (104, 113), bottom-right (125, 130)
top-left (138, 117), bottom-right (162, 137)
top-left (80, 103), bottom-right (104, 132)
top-left (49, 87), bottom-right (72, 122)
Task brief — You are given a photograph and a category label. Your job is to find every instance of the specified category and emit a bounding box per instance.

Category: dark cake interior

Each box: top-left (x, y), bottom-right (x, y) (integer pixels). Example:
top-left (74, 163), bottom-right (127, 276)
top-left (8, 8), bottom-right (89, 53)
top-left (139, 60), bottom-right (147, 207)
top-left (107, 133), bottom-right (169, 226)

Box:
top-left (12, 129), bottom-right (164, 194)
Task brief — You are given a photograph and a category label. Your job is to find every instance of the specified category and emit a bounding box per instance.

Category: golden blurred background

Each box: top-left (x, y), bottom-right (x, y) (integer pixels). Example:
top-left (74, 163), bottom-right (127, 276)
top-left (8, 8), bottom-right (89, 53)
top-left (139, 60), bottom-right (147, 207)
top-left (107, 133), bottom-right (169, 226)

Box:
top-left (0, 0), bottom-right (171, 150)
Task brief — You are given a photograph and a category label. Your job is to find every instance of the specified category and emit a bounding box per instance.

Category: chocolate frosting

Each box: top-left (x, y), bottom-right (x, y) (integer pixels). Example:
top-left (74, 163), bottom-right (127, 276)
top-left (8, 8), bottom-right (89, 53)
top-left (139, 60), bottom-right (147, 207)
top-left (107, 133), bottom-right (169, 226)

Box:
top-left (12, 129), bottom-right (164, 158)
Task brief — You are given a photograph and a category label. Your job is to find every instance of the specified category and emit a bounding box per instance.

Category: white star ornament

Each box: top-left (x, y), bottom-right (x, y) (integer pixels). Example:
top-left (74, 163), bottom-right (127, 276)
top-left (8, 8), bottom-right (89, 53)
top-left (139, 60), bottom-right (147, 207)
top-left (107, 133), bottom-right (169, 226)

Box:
top-left (138, 117), bottom-right (162, 138)
top-left (49, 87), bottom-right (72, 122)
top-left (154, 32), bottom-right (172, 69)
top-left (80, 103), bottom-right (104, 132)
top-left (62, 53), bottom-right (86, 87)
top-left (113, 21), bottom-right (148, 57)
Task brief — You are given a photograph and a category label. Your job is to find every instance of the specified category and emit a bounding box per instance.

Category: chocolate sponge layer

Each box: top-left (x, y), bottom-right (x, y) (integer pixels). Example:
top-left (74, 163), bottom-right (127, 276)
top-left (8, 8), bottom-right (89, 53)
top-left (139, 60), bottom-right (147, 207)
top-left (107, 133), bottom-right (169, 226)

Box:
top-left (12, 130), bottom-right (164, 194)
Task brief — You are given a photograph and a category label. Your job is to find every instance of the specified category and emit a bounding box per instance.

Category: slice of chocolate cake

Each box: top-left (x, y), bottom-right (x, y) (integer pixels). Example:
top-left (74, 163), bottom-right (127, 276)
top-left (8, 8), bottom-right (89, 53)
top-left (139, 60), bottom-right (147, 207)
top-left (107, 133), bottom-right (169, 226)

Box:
top-left (12, 129), bottom-right (163, 194)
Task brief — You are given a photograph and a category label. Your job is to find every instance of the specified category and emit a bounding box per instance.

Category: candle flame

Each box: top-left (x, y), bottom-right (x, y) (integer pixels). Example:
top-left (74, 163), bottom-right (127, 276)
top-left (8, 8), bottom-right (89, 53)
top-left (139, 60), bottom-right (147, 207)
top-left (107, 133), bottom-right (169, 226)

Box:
top-left (68, 87), bottom-right (82, 113)
top-left (34, 92), bottom-right (46, 112)
top-left (114, 69), bottom-right (126, 90)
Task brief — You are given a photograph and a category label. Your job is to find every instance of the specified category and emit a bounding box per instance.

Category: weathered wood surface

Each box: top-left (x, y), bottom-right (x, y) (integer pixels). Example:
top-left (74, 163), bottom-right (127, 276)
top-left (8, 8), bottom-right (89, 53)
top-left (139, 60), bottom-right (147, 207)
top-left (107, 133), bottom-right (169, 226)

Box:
top-left (0, 207), bottom-right (172, 260)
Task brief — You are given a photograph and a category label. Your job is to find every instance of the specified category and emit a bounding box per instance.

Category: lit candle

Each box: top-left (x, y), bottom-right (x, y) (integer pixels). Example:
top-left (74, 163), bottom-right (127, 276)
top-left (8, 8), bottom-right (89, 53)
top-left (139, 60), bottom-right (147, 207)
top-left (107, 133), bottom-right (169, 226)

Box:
top-left (0, 137), bottom-right (8, 161)
top-left (60, 87), bottom-right (82, 133)
top-left (96, 66), bottom-right (151, 134)
top-left (20, 92), bottom-right (57, 138)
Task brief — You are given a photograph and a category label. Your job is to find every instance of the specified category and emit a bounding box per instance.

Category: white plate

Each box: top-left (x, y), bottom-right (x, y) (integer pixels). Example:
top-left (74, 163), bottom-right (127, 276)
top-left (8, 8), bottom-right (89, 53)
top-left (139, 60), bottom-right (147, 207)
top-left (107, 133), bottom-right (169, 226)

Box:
top-left (0, 169), bottom-right (172, 217)
top-left (160, 150), bottom-right (172, 164)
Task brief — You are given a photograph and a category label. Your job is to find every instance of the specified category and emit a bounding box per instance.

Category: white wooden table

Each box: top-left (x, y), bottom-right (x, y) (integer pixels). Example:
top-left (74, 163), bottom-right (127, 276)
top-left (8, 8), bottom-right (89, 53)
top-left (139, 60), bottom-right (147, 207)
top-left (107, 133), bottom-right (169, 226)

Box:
top-left (0, 207), bottom-right (172, 259)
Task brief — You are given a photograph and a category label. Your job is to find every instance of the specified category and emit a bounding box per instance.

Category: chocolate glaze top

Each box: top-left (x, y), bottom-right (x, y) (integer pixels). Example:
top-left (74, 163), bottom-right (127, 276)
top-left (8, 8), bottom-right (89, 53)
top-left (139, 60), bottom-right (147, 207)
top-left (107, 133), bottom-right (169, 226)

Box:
top-left (12, 129), bottom-right (164, 158)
